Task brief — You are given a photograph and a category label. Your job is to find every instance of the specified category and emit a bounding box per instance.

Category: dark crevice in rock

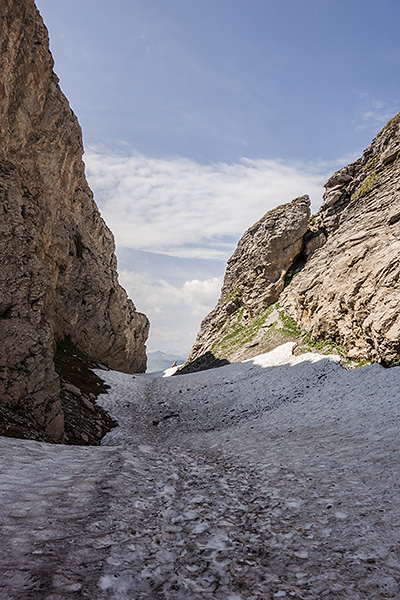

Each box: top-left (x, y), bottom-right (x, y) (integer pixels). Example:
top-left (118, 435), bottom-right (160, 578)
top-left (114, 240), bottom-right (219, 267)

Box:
top-left (284, 220), bottom-right (330, 289)
top-left (284, 243), bottom-right (308, 288)
top-left (388, 212), bottom-right (400, 225)
top-left (73, 232), bottom-right (86, 259)
top-left (0, 305), bottom-right (13, 319)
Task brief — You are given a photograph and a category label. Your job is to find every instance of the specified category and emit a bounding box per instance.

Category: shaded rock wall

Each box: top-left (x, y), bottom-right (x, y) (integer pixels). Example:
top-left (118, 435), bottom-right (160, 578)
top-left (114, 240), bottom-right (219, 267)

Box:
top-left (0, 0), bottom-right (149, 441)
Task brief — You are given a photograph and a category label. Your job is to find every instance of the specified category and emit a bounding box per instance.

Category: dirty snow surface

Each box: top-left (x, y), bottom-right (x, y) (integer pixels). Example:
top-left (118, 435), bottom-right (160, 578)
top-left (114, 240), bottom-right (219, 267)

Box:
top-left (1, 343), bottom-right (400, 600)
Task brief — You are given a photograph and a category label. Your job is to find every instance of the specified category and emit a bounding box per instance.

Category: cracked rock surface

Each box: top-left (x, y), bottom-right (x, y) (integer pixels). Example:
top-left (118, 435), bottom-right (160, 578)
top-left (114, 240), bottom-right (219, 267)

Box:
top-left (188, 114), bottom-right (400, 369)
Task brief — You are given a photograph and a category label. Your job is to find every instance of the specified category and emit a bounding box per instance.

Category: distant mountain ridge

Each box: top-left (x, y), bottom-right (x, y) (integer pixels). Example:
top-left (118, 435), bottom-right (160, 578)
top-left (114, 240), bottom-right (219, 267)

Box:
top-left (187, 113), bottom-right (400, 369)
top-left (147, 351), bottom-right (186, 373)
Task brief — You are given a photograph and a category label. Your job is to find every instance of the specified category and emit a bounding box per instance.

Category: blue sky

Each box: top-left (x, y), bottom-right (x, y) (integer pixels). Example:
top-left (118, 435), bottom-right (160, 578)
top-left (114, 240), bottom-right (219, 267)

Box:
top-left (36, 0), bottom-right (400, 356)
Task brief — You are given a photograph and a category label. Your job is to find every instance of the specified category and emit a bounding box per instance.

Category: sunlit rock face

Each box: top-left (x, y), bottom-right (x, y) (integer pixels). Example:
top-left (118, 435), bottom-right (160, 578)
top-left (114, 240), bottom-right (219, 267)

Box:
top-left (0, 0), bottom-right (149, 441)
top-left (282, 114), bottom-right (400, 366)
top-left (189, 114), bottom-right (400, 367)
top-left (188, 196), bottom-right (311, 363)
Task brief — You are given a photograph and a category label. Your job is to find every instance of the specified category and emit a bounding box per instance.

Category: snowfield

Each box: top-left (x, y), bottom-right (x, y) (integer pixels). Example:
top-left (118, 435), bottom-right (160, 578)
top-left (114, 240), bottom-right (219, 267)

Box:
top-left (1, 343), bottom-right (400, 599)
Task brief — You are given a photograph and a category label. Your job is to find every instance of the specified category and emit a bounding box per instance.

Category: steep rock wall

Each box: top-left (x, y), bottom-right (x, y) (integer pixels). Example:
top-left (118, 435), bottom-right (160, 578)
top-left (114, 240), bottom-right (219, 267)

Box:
top-left (188, 196), bottom-right (310, 363)
top-left (0, 0), bottom-right (149, 441)
top-left (188, 115), bottom-right (400, 368)
top-left (282, 114), bottom-right (400, 365)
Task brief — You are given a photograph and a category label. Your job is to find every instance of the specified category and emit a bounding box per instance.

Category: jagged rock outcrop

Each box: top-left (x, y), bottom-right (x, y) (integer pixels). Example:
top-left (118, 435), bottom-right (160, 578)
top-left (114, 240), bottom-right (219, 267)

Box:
top-left (188, 114), bottom-right (400, 368)
top-left (0, 0), bottom-right (149, 441)
top-left (188, 196), bottom-right (310, 363)
top-left (281, 114), bottom-right (400, 366)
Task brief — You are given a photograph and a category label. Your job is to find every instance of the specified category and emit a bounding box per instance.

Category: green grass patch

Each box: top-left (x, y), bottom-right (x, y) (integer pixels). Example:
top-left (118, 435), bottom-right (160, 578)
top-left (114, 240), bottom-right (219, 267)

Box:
top-left (351, 172), bottom-right (376, 202)
top-left (278, 308), bottom-right (303, 338)
top-left (211, 304), bottom-right (277, 356)
top-left (223, 287), bottom-right (242, 305)
top-left (347, 359), bottom-right (372, 369)
top-left (211, 301), bottom-right (351, 363)
top-left (300, 332), bottom-right (346, 357)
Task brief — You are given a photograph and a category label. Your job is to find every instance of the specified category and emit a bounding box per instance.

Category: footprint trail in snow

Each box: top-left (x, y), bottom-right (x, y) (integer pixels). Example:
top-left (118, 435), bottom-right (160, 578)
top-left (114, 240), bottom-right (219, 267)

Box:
top-left (1, 343), bottom-right (400, 599)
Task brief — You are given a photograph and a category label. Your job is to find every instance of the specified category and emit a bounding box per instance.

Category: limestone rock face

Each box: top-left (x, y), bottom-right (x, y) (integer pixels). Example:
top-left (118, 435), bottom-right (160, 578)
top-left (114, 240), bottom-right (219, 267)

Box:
top-left (0, 0), bottom-right (149, 441)
top-left (188, 114), bottom-right (400, 368)
top-left (282, 114), bottom-right (400, 365)
top-left (188, 196), bottom-right (310, 362)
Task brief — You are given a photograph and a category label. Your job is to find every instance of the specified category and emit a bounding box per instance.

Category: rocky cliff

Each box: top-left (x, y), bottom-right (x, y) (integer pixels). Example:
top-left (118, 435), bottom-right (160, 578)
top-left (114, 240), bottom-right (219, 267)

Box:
top-left (188, 114), bottom-right (400, 368)
top-left (282, 114), bottom-right (400, 366)
top-left (0, 0), bottom-right (149, 442)
top-left (187, 196), bottom-right (310, 364)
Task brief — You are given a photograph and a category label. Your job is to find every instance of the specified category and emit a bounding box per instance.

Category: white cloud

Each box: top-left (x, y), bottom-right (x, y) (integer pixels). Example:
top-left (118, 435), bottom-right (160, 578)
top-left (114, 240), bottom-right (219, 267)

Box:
top-left (120, 270), bottom-right (222, 318)
top-left (119, 269), bottom-right (222, 353)
top-left (85, 148), bottom-right (330, 261)
top-left (181, 278), bottom-right (223, 316)
top-left (84, 148), bottom-right (352, 353)
top-left (353, 95), bottom-right (400, 132)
